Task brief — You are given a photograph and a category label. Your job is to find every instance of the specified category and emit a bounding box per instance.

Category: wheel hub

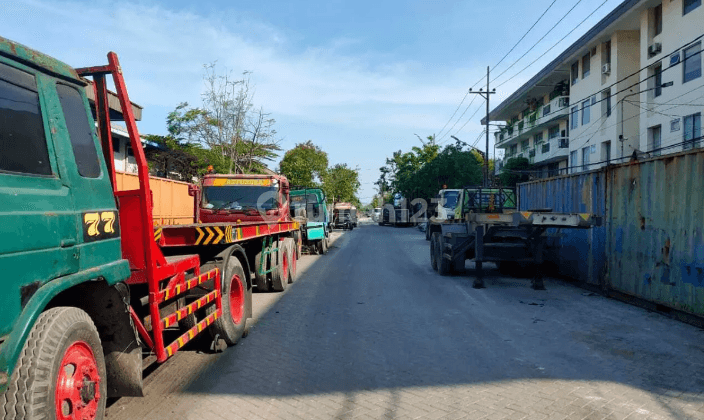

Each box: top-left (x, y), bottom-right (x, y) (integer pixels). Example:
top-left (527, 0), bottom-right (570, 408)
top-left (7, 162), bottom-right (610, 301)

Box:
top-left (229, 274), bottom-right (245, 324)
top-left (56, 341), bottom-right (100, 420)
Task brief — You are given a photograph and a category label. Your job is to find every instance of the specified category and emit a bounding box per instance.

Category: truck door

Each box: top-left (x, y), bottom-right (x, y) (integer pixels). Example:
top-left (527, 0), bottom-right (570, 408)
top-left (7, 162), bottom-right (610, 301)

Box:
top-left (0, 60), bottom-right (79, 335)
top-left (50, 82), bottom-right (121, 272)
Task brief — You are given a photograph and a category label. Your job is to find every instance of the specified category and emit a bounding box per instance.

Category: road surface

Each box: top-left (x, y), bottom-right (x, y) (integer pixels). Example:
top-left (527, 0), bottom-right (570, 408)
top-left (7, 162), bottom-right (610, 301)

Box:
top-left (107, 223), bottom-right (704, 420)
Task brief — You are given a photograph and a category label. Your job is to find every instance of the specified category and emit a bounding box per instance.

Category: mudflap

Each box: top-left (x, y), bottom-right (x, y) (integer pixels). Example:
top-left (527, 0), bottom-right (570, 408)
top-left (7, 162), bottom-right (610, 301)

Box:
top-left (78, 282), bottom-right (143, 397)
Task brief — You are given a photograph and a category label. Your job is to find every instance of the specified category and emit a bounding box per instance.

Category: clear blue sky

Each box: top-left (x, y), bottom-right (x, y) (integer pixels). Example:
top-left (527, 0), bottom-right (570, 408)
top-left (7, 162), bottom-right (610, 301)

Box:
top-left (3, 0), bottom-right (623, 203)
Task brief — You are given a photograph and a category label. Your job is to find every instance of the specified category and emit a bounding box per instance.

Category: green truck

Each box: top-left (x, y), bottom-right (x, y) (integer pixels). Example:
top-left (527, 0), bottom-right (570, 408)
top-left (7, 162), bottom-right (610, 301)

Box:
top-left (290, 188), bottom-right (330, 254)
top-left (0, 38), bottom-right (301, 419)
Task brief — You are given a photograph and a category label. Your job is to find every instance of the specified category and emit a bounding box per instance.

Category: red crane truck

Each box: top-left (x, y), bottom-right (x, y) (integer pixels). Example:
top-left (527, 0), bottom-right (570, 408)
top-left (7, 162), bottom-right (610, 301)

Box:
top-left (0, 38), bottom-right (298, 420)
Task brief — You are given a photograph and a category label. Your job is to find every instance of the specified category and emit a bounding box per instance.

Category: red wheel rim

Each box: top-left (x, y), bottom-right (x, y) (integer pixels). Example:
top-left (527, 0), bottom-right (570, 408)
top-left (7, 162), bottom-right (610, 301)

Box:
top-left (291, 249), bottom-right (297, 279)
top-left (55, 341), bottom-right (101, 420)
top-left (229, 274), bottom-right (245, 324)
top-left (282, 251), bottom-right (289, 282)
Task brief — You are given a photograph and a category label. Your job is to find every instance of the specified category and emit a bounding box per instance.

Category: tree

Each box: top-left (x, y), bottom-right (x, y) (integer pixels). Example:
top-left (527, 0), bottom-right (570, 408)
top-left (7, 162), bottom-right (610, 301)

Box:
top-left (166, 65), bottom-right (280, 174)
top-left (323, 163), bottom-right (361, 205)
top-left (499, 157), bottom-right (533, 187)
top-left (279, 141), bottom-right (329, 188)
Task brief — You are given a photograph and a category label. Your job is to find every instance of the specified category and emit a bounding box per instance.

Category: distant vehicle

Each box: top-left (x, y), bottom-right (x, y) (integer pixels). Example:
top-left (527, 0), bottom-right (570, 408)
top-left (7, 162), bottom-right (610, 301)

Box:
top-left (372, 207), bottom-right (382, 221)
top-left (290, 188), bottom-right (330, 255)
top-left (425, 188), bottom-right (461, 240)
top-left (333, 202), bottom-right (357, 230)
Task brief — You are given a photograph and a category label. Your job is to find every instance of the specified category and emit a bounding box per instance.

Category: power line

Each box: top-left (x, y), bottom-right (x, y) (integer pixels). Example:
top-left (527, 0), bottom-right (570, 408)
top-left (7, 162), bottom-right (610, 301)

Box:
top-left (490, 0), bottom-right (561, 74)
top-left (491, 0), bottom-right (585, 83)
top-left (494, 0), bottom-right (611, 89)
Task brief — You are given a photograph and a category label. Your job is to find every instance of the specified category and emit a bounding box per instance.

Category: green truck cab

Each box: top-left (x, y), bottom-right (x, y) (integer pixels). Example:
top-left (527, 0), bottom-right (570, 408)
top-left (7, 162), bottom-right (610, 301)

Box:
top-left (289, 188), bottom-right (330, 254)
top-left (0, 37), bottom-right (136, 418)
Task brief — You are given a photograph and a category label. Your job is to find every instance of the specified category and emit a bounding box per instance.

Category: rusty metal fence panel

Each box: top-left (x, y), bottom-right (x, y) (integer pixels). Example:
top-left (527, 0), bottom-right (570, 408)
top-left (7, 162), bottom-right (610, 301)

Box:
top-left (607, 151), bottom-right (704, 316)
top-left (518, 170), bottom-right (607, 286)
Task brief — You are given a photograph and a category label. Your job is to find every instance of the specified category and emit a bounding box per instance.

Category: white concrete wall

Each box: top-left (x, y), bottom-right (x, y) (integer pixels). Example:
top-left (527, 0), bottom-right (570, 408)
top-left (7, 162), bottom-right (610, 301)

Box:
top-left (639, 0), bottom-right (704, 154)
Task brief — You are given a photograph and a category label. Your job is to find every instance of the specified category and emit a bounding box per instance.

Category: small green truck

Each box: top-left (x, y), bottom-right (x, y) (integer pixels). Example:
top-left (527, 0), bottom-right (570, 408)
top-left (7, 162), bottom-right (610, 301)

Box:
top-left (290, 188), bottom-right (330, 254)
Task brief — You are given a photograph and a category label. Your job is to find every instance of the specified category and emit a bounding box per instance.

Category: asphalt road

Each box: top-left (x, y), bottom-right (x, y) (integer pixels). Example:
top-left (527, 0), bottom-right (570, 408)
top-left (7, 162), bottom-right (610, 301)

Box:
top-left (107, 223), bottom-right (704, 420)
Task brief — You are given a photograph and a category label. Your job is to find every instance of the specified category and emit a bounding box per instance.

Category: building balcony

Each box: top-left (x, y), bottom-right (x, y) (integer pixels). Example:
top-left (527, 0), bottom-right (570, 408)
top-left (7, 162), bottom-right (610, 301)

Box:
top-left (495, 96), bottom-right (570, 147)
top-left (533, 136), bottom-right (569, 165)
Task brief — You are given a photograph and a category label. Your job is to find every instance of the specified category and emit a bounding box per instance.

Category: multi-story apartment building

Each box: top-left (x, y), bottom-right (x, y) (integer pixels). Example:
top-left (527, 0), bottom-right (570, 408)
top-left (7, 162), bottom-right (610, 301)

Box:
top-left (491, 0), bottom-right (703, 177)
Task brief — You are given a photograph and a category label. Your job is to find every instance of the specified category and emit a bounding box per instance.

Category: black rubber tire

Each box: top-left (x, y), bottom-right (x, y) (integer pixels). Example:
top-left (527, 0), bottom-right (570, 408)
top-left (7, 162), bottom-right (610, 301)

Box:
top-left (177, 296), bottom-right (198, 332)
top-left (430, 232), bottom-right (438, 271)
top-left (284, 238), bottom-right (298, 283)
top-left (436, 233), bottom-right (453, 276)
top-left (2, 307), bottom-right (107, 420)
top-left (321, 237), bottom-right (328, 254)
top-left (293, 230), bottom-right (302, 259)
top-left (270, 240), bottom-right (288, 292)
top-left (253, 249), bottom-right (270, 292)
top-left (208, 256), bottom-right (248, 346)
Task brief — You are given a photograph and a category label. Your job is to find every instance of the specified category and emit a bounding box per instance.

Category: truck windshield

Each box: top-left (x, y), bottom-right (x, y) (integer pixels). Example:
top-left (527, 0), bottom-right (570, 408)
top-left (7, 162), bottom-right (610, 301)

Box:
top-left (443, 191), bottom-right (459, 209)
top-left (203, 186), bottom-right (279, 210)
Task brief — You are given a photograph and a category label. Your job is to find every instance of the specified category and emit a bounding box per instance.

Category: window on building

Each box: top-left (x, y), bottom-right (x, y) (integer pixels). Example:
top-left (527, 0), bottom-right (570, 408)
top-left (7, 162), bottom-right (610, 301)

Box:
top-left (602, 141), bottom-right (611, 163)
top-left (582, 147), bottom-right (590, 171)
top-left (570, 150), bottom-right (578, 173)
top-left (0, 62), bottom-right (52, 176)
top-left (602, 41), bottom-right (612, 65)
top-left (521, 139), bottom-right (530, 151)
top-left (602, 89), bottom-right (612, 117)
top-left (683, 42), bottom-right (702, 83)
top-left (683, 113), bottom-right (701, 150)
top-left (57, 84), bottom-right (101, 178)
top-left (571, 61), bottom-right (579, 85)
top-left (534, 132), bottom-right (544, 144)
top-left (649, 126), bottom-right (662, 156)
top-left (548, 126), bottom-right (560, 139)
top-left (684, 0), bottom-right (701, 15)
top-left (582, 53), bottom-right (591, 78)
top-left (582, 100), bottom-right (591, 125)
top-left (654, 4), bottom-right (663, 36)
top-left (653, 64), bottom-right (663, 97)
top-left (127, 146), bottom-right (134, 158)
top-left (543, 104), bottom-right (551, 117)
top-left (571, 106), bottom-right (579, 129)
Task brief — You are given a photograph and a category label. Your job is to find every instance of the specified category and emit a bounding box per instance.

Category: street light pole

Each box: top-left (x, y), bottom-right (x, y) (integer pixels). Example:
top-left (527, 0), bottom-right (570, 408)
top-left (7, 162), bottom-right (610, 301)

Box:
top-left (469, 66), bottom-right (496, 187)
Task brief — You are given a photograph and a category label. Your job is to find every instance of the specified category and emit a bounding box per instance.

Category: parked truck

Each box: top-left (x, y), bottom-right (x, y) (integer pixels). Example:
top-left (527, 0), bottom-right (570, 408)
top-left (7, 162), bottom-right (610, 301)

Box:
top-left (289, 188), bottom-right (330, 255)
top-left (427, 186), bottom-right (600, 289)
top-left (332, 203), bottom-right (357, 230)
top-left (0, 39), bottom-right (299, 419)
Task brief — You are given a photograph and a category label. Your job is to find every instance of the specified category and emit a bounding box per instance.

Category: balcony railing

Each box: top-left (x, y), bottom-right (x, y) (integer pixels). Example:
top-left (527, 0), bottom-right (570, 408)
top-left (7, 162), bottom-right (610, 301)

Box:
top-left (533, 136), bottom-right (570, 164)
top-left (496, 95), bottom-right (570, 146)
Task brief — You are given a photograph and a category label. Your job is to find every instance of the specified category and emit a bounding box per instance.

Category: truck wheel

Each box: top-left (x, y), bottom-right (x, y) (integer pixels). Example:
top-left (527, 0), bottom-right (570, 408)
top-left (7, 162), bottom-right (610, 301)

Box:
top-left (430, 232), bottom-right (439, 271)
top-left (436, 234), bottom-right (453, 276)
top-left (2, 307), bottom-right (107, 420)
top-left (208, 256), bottom-right (247, 346)
top-left (270, 240), bottom-right (288, 292)
top-left (177, 297), bottom-right (198, 332)
top-left (284, 238), bottom-right (298, 283)
top-left (254, 249), bottom-right (270, 292)
top-left (321, 237), bottom-right (328, 254)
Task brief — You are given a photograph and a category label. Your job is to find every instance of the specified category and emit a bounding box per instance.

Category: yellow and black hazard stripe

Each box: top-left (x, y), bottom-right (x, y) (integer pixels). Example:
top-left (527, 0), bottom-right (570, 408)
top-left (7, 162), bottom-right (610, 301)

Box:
top-left (154, 228), bottom-right (163, 242)
top-left (195, 226), bottom-right (228, 245)
top-left (164, 310), bottom-right (220, 358)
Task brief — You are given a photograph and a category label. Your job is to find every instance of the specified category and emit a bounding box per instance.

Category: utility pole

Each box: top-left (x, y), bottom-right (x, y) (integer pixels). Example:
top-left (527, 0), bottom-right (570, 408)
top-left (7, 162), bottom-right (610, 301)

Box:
top-left (469, 66), bottom-right (496, 187)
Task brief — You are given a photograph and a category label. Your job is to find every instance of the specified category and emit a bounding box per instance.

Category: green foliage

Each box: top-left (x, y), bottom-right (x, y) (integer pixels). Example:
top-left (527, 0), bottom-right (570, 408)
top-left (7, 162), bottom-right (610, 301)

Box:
top-left (323, 163), bottom-right (361, 205)
top-left (499, 157), bottom-right (533, 187)
top-left (376, 136), bottom-right (483, 202)
top-left (279, 141), bottom-right (329, 188)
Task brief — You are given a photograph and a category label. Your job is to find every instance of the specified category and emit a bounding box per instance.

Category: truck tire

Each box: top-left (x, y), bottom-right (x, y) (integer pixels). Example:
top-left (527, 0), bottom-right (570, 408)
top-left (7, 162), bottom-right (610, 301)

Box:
top-left (208, 256), bottom-right (247, 346)
top-left (254, 249), bottom-right (270, 292)
top-left (436, 234), bottom-right (453, 276)
top-left (270, 240), bottom-right (288, 292)
top-left (321, 237), bottom-right (328, 254)
top-left (293, 230), bottom-right (302, 259)
top-left (284, 238), bottom-right (298, 283)
top-left (430, 232), bottom-right (439, 271)
top-left (2, 307), bottom-right (107, 420)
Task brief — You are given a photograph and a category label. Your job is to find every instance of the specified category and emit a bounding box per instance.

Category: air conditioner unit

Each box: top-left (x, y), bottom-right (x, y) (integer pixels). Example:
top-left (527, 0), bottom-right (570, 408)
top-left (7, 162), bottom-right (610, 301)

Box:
top-left (648, 43), bottom-right (662, 56)
top-left (602, 63), bottom-right (611, 74)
